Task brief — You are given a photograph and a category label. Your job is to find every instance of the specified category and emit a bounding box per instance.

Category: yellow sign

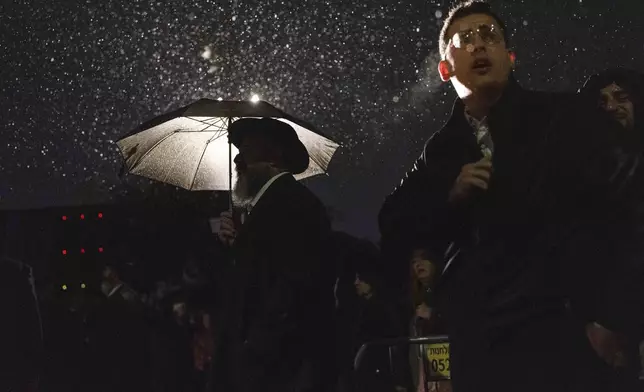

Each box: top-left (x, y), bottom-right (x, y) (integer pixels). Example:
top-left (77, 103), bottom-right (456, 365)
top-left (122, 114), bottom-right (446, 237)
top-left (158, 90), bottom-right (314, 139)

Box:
top-left (426, 342), bottom-right (450, 380)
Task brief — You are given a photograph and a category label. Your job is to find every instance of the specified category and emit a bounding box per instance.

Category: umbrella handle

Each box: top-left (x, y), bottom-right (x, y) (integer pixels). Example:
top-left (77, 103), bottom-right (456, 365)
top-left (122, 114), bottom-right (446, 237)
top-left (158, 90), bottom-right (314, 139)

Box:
top-left (228, 117), bottom-right (234, 212)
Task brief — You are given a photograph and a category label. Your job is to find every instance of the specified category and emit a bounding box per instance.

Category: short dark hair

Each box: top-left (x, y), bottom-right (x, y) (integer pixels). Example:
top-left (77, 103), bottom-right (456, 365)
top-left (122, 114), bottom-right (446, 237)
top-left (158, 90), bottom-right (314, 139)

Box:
top-left (581, 68), bottom-right (643, 102)
top-left (581, 68), bottom-right (644, 131)
top-left (439, 1), bottom-right (509, 59)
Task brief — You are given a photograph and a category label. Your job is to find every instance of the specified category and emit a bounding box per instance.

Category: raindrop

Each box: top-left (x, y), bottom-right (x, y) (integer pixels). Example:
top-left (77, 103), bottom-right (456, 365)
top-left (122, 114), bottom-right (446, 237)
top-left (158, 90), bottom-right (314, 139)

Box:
top-left (435, 10), bottom-right (443, 19)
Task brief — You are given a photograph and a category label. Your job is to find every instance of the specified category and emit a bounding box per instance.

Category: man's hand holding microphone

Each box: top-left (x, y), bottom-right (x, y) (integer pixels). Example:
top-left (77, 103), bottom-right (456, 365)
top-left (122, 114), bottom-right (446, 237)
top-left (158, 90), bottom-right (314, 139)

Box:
top-left (448, 157), bottom-right (493, 205)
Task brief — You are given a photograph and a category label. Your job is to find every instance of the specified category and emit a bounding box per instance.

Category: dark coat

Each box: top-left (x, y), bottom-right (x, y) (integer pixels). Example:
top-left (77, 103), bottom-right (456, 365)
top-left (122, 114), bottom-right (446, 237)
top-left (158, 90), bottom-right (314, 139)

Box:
top-left (213, 174), bottom-right (335, 392)
top-left (0, 257), bottom-right (43, 391)
top-left (379, 79), bottom-right (644, 392)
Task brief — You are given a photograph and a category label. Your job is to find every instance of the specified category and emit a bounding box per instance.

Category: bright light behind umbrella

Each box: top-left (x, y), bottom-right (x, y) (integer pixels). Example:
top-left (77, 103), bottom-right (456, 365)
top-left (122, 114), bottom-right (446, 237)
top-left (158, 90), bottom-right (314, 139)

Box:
top-left (250, 94), bottom-right (260, 103)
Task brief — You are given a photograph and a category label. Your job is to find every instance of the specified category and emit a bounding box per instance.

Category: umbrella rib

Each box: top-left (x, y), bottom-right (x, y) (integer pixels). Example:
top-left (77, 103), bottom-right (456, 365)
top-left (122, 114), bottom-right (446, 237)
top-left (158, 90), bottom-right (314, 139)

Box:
top-left (209, 130), bottom-right (228, 143)
top-left (185, 116), bottom-right (227, 130)
top-left (173, 120), bottom-right (220, 133)
top-left (128, 131), bottom-right (177, 172)
top-left (205, 117), bottom-right (237, 143)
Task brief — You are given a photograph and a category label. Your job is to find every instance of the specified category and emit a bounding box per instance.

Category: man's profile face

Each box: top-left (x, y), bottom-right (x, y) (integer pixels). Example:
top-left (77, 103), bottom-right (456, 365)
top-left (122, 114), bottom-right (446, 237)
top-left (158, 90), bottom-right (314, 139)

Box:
top-left (411, 257), bottom-right (436, 281)
top-left (233, 134), bottom-right (278, 204)
top-left (599, 83), bottom-right (635, 131)
top-left (443, 14), bottom-right (513, 97)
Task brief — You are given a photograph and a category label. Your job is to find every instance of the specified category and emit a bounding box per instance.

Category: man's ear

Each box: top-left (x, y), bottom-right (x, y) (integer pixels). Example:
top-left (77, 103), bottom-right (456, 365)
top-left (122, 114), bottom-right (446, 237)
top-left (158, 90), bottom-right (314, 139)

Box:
top-left (438, 60), bottom-right (452, 82)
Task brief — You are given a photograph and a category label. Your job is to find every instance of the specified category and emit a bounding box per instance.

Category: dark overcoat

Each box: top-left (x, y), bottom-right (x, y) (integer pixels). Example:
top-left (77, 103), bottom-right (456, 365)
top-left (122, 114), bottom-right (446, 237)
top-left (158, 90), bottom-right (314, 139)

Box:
top-left (213, 174), bottom-right (335, 392)
top-left (379, 79), bottom-right (644, 392)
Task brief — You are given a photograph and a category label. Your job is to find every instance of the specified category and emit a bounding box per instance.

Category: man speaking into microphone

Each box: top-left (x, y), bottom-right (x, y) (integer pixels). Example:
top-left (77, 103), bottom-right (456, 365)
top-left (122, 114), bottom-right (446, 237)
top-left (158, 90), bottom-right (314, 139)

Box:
top-left (379, 2), bottom-right (644, 391)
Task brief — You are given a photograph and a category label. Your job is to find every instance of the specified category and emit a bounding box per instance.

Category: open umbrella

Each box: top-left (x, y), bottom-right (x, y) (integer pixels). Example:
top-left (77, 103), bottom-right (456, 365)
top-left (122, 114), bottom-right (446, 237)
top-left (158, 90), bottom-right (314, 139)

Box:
top-left (116, 99), bottom-right (339, 197)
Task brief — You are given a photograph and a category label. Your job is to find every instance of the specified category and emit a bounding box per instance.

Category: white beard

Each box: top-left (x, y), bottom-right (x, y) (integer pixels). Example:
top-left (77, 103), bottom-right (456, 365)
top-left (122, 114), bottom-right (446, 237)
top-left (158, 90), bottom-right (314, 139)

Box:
top-left (232, 164), bottom-right (275, 207)
top-left (232, 174), bottom-right (253, 208)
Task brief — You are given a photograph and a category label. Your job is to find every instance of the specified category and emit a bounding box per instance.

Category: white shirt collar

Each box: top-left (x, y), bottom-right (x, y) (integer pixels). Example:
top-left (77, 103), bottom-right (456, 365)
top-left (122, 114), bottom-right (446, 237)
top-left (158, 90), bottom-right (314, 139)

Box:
top-left (248, 172), bottom-right (289, 212)
top-left (464, 108), bottom-right (488, 130)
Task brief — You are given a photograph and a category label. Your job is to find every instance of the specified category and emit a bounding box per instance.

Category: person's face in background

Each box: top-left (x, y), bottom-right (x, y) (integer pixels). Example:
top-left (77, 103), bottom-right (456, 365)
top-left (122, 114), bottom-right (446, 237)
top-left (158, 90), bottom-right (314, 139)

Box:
top-left (411, 256), bottom-right (437, 283)
top-left (599, 83), bottom-right (635, 131)
top-left (233, 134), bottom-right (282, 205)
top-left (354, 275), bottom-right (373, 299)
top-left (440, 14), bottom-right (513, 99)
top-left (172, 302), bottom-right (188, 325)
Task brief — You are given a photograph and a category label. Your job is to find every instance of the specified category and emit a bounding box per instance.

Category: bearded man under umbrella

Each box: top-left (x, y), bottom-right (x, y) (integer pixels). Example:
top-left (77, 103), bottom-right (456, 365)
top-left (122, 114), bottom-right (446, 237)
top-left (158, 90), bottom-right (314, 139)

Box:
top-left (212, 118), bottom-right (336, 392)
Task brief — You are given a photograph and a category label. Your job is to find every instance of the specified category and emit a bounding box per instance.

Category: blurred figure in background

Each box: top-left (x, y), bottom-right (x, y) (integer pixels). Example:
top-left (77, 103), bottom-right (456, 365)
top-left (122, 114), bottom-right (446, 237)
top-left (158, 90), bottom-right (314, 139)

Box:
top-left (0, 213), bottom-right (42, 392)
top-left (192, 310), bottom-right (215, 392)
top-left (580, 68), bottom-right (644, 391)
top-left (351, 270), bottom-right (408, 392)
top-left (87, 263), bottom-right (150, 392)
top-left (100, 264), bottom-right (140, 303)
top-left (0, 256), bottom-right (43, 392)
top-left (408, 249), bottom-right (450, 392)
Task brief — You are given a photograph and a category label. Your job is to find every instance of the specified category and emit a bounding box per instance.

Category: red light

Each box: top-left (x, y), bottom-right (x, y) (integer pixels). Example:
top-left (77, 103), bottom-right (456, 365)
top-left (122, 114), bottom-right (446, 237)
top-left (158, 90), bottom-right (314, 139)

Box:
top-left (80, 214), bottom-right (85, 220)
top-left (62, 249), bottom-right (68, 255)
top-left (98, 212), bottom-right (103, 218)
top-left (80, 248), bottom-right (86, 254)
top-left (62, 215), bottom-right (67, 221)
top-left (98, 247), bottom-right (104, 253)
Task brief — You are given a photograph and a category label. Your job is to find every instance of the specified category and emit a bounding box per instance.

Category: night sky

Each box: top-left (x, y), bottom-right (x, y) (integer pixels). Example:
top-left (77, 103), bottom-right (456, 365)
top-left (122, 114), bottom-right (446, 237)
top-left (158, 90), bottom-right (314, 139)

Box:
top-left (1, 0), bottom-right (643, 240)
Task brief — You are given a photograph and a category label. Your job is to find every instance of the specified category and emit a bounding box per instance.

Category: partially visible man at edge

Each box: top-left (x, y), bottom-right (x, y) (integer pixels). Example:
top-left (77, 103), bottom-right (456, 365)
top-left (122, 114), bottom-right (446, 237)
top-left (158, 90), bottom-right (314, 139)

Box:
top-left (0, 213), bottom-right (43, 392)
top-left (379, 2), bottom-right (644, 392)
top-left (579, 67), bottom-right (644, 390)
top-left (581, 68), bottom-right (643, 141)
top-left (212, 118), bottom-right (335, 392)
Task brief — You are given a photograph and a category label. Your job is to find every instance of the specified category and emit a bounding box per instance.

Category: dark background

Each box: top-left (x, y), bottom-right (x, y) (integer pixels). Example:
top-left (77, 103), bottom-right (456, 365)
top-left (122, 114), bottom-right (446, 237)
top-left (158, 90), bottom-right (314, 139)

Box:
top-left (1, 0), bottom-right (643, 240)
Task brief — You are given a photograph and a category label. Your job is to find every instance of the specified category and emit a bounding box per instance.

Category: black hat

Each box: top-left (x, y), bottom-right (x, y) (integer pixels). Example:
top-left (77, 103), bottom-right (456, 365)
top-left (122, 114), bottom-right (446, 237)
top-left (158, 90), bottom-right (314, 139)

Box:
top-left (228, 118), bottom-right (310, 174)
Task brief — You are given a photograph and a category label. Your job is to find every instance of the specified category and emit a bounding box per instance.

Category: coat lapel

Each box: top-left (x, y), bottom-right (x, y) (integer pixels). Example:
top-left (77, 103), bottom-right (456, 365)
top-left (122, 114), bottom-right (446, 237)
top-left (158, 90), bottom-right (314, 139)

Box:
top-left (234, 174), bottom-right (296, 248)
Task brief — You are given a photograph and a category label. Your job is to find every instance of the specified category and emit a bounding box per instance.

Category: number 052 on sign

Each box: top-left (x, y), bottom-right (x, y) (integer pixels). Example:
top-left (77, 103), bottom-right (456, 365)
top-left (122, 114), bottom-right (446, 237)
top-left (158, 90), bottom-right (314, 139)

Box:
top-left (426, 342), bottom-right (450, 380)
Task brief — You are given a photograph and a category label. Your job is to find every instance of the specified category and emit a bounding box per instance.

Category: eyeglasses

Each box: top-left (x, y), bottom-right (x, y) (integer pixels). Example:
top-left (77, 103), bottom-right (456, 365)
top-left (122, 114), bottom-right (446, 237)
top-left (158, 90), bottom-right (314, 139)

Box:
top-left (448, 23), bottom-right (504, 50)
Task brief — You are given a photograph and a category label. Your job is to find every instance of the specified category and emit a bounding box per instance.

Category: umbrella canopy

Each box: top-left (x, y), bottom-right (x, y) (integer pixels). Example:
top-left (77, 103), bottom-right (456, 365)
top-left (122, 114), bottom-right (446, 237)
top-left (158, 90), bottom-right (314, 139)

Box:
top-left (116, 99), bottom-right (339, 191)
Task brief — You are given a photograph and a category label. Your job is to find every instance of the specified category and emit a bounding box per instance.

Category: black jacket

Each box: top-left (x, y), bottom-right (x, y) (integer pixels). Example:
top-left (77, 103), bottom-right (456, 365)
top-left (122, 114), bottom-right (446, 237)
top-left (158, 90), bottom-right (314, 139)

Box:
top-left (213, 174), bottom-right (334, 392)
top-left (379, 79), bottom-right (644, 390)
